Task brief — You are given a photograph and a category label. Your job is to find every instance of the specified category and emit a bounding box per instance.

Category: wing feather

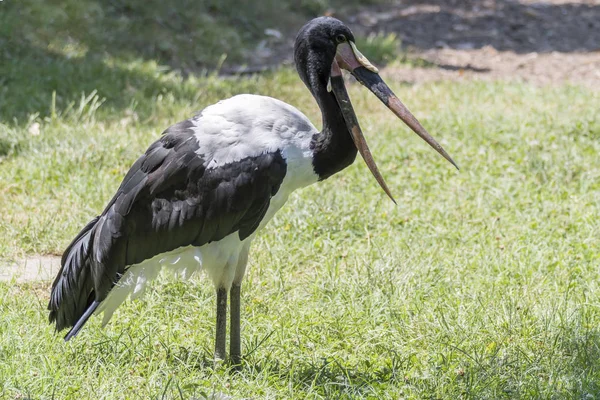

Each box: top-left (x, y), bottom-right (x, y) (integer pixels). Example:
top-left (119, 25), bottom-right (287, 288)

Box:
top-left (85, 122), bottom-right (285, 299)
top-left (50, 112), bottom-right (289, 333)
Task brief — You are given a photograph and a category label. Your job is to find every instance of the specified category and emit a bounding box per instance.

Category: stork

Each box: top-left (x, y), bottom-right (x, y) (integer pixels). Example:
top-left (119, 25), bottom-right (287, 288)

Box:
top-left (48, 17), bottom-right (457, 365)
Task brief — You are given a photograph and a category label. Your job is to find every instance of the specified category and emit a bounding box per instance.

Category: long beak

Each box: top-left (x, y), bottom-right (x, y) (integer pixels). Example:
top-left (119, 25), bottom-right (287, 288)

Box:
top-left (331, 41), bottom-right (458, 202)
top-left (351, 66), bottom-right (459, 170)
top-left (330, 59), bottom-right (397, 203)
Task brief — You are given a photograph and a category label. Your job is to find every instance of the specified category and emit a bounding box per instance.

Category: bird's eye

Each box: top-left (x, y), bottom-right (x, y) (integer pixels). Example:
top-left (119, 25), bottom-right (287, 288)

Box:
top-left (335, 34), bottom-right (346, 44)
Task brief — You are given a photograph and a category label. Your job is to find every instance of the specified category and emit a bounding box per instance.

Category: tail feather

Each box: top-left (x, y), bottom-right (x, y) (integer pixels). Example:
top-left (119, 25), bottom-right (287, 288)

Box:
top-left (64, 300), bottom-right (100, 341)
top-left (48, 216), bottom-right (100, 334)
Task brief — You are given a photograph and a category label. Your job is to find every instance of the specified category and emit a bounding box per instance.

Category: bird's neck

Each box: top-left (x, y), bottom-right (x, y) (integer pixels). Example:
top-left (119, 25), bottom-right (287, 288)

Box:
top-left (310, 90), bottom-right (357, 180)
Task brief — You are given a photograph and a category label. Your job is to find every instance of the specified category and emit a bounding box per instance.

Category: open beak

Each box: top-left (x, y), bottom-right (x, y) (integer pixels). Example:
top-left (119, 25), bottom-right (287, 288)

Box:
top-left (329, 41), bottom-right (458, 203)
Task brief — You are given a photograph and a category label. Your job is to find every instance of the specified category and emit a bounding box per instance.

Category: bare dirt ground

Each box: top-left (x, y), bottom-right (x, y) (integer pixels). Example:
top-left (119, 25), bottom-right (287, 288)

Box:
top-left (346, 0), bottom-right (600, 86)
top-left (2, 0), bottom-right (598, 283)
top-left (235, 0), bottom-right (600, 86)
top-left (1, 256), bottom-right (61, 283)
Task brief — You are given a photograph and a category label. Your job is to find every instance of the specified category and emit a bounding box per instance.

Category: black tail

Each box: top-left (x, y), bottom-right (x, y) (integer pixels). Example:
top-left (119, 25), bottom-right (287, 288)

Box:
top-left (64, 300), bottom-right (100, 341)
top-left (48, 216), bottom-right (100, 340)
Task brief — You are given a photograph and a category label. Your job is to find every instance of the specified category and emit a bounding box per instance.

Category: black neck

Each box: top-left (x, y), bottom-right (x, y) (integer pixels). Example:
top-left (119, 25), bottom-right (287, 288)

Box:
top-left (309, 79), bottom-right (357, 181)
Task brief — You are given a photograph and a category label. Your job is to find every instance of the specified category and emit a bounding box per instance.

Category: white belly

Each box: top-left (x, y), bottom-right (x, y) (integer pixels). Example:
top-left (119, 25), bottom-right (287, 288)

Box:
top-left (94, 173), bottom-right (310, 326)
top-left (95, 233), bottom-right (251, 325)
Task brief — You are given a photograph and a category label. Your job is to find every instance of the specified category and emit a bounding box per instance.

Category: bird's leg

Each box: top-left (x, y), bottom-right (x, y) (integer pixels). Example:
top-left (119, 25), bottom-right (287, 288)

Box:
top-left (229, 282), bottom-right (242, 367)
top-left (229, 244), bottom-right (249, 368)
top-left (215, 287), bottom-right (228, 362)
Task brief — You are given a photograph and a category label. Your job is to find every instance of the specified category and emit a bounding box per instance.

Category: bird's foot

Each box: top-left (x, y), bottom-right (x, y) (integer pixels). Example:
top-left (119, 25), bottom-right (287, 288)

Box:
top-left (213, 353), bottom-right (227, 371)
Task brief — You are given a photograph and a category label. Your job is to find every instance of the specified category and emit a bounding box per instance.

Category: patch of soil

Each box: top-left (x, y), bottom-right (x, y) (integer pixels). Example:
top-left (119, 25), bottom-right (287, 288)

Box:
top-left (386, 48), bottom-right (600, 85)
top-left (344, 0), bottom-right (600, 86)
top-left (0, 256), bottom-right (61, 282)
top-left (240, 0), bottom-right (600, 86)
top-left (351, 0), bottom-right (600, 54)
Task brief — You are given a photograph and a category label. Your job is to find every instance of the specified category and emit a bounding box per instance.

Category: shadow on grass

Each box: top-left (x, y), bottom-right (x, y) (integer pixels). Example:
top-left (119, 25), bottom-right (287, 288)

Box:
top-left (0, 41), bottom-right (203, 162)
top-left (0, 0), bottom-right (309, 124)
top-left (236, 328), bottom-right (600, 397)
top-left (57, 304), bottom-right (600, 398)
top-left (1, 43), bottom-right (160, 123)
top-left (556, 326), bottom-right (600, 395)
top-left (0, 137), bottom-right (18, 158)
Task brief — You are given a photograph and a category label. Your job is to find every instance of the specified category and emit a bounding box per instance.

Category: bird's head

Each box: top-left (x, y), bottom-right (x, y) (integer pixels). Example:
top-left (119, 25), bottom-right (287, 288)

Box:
top-left (294, 17), bottom-right (457, 202)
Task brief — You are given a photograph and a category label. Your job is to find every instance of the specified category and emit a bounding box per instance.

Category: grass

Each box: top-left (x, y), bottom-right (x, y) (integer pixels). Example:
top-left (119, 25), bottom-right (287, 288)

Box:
top-left (1, 65), bottom-right (599, 398)
top-left (355, 32), bottom-right (402, 65)
top-left (1, 1), bottom-right (600, 398)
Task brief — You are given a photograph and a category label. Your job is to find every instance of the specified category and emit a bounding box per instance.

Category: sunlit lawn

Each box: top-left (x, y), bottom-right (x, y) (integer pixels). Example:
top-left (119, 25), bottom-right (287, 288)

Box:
top-left (0, 49), bottom-right (599, 398)
top-left (1, 2), bottom-right (600, 396)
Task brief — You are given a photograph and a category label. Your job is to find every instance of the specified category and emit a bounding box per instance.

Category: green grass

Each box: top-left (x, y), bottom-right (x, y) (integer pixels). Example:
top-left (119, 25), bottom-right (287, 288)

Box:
top-left (0, 0), bottom-right (392, 123)
top-left (1, 1), bottom-right (600, 398)
top-left (355, 32), bottom-right (402, 65)
top-left (1, 60), bottom-right (599, 397)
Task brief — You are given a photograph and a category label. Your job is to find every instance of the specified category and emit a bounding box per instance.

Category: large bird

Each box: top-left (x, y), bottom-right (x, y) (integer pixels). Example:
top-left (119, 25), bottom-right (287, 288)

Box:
top-left (48, 17), bottom-right (457, 365)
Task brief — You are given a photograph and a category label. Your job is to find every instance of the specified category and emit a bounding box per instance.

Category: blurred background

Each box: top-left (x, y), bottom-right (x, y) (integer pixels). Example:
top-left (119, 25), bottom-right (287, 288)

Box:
top-left (1, 0), bottom-right (598, 125)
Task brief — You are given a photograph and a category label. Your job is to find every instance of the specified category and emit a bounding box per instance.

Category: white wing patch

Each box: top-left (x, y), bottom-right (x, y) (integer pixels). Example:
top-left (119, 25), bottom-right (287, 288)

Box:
top-left (192, 94), bottom-right (317, 174)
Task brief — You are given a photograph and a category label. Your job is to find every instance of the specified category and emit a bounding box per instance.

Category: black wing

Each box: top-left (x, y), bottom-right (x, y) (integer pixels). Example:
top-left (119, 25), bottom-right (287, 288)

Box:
top-left (49, 120), bottom-right (287, 332)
